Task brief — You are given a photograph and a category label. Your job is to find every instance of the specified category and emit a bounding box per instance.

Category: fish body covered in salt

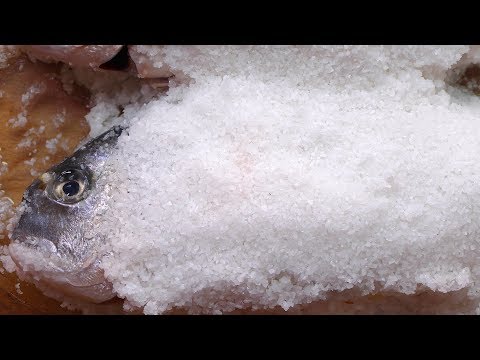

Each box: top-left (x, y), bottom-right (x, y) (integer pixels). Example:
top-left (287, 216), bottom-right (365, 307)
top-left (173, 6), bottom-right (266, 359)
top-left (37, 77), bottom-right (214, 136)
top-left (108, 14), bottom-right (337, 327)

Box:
top-left (8, 46), bottom-right (480, 314)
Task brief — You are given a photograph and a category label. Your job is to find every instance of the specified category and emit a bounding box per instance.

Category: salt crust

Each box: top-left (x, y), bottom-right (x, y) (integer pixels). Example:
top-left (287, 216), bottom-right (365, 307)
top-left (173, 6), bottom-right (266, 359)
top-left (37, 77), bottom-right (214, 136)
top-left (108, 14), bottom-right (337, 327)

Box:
top-left (7, 46), bottom-right (480, 314)
top-left (92, 46), bottom-right (480, 313)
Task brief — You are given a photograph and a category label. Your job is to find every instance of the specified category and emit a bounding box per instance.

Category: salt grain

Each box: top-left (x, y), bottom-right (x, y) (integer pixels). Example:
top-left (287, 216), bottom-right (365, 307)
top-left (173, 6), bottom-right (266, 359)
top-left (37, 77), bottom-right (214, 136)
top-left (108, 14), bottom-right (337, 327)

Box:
top-left (15, 283), bottom-right (23, 295)
top-left (8, 112), bottom-right (27, 128)
top-left (21, 84), bottom-right (45, 105)
top-left (45, 134), bottom-right (62, 154)
top-left (0, 245), bottom-right (15, 273)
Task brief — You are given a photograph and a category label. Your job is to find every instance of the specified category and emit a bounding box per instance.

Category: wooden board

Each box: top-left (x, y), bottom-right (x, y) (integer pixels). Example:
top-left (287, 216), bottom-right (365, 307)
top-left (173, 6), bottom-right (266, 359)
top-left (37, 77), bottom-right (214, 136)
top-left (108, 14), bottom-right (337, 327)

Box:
top-left (0, 55), bottom-right (90, 314)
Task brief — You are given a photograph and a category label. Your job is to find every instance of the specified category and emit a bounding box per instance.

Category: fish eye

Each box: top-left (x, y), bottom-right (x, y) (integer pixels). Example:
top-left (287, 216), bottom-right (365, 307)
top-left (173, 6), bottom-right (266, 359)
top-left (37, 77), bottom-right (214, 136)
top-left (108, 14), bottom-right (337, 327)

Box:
top-left (62, 181), bottom-right (80, 197)
top-left (45, 168), bottom-right (90, 205)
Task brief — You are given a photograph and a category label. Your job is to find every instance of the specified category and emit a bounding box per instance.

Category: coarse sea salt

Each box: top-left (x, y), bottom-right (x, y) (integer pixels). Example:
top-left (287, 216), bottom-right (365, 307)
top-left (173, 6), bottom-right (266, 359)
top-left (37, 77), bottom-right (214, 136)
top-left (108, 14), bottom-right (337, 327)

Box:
top-left (6, 45), bottom-right (480, 314)
top-left (15, 283), bottom-right (23, 295)
top-left (77, 45), bottom-right (480, 314)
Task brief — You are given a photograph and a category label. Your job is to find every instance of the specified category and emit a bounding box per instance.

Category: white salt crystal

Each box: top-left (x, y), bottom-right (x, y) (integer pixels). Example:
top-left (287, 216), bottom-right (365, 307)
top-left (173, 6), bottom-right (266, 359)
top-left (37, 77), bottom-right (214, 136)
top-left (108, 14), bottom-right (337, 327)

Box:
top-left (45, 134), bottom-right (62, 154)
top-left (15, 283), bottom-right (23, 295)
top-left (23, 156), bottom-right (39, 176)
top-left (21, 84), bottom-right (45, 105)
top-left (0, 246), bottom-right (16, 273)
top-left (16, 137), bottom-right (35, 149)
top-left (8, 111), bottom-right (27, 128)
top-left (52, 111), bottom-right (66, 128)
top-left (16, 126), bottom-right (46, 149)
top-left (23, 158), bottom-right (36, 167)
top-left (0, 154), bottom-right (7, 176)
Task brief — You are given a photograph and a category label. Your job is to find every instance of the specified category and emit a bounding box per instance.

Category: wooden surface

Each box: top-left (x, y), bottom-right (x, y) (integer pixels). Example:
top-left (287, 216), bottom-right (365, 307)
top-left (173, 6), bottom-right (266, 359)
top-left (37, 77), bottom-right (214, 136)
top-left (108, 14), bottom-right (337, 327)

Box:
top-left (0, 55), bottom-right (90, 314)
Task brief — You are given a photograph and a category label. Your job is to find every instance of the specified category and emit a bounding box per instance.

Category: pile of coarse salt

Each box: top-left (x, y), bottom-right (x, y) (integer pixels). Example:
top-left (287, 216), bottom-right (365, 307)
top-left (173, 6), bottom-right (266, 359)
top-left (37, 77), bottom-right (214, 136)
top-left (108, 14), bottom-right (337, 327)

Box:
top-left (82, 46), bottom-right (480, 314)
top-left (6, 45), bottom-right (480, 314)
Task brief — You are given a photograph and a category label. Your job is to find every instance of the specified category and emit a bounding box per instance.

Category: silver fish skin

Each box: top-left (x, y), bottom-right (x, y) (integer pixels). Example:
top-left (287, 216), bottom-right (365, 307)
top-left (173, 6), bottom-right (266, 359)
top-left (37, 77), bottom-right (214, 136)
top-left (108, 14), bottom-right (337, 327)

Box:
top-left (9, 126), bottom-right (124, 303)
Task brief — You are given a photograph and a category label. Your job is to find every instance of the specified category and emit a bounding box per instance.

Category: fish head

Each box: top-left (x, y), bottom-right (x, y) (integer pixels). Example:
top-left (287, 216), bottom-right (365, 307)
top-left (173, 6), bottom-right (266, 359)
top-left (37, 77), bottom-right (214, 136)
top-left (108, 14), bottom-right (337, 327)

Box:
top-left (9, 126), bottom-right (124, 303)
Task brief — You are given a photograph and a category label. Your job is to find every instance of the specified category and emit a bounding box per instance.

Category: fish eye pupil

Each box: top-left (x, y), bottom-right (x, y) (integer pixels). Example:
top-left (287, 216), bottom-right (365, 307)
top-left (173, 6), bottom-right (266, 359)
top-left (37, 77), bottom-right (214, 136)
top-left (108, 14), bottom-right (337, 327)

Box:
top-left (62, 181), bottom-right (80, 197)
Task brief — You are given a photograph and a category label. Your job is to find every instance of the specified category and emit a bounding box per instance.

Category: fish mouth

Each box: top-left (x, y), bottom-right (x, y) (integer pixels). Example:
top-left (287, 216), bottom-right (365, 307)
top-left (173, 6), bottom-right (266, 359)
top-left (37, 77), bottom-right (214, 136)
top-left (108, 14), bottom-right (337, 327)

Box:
top-left (8, 240), bottom-right (116, 303)
top-left (9, 195), bottom-right (115, 304)
top-left (8, 199), bottom-right (116, 303)
top-left (13, 236), bottom-right (59, 257)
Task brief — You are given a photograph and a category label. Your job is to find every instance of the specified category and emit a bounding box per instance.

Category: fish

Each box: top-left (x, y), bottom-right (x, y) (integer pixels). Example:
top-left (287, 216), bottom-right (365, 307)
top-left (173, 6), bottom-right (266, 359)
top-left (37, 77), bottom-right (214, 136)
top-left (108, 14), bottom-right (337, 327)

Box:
top-left (8, 126), bottom-right (125, 304)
